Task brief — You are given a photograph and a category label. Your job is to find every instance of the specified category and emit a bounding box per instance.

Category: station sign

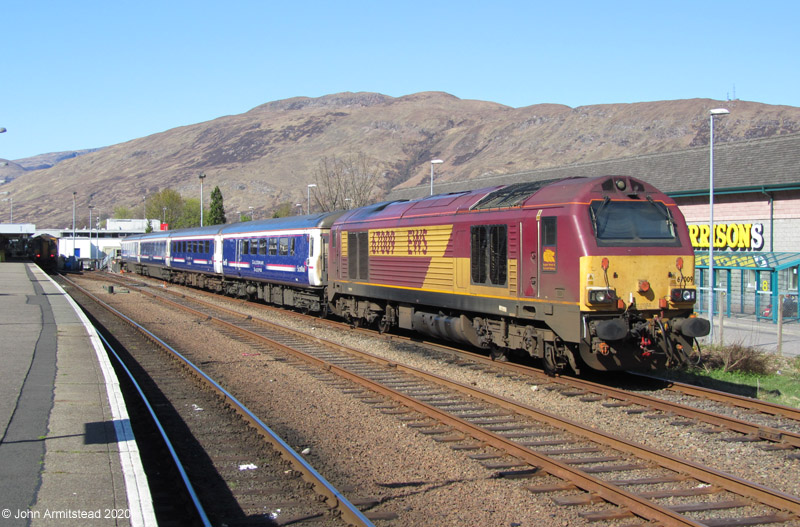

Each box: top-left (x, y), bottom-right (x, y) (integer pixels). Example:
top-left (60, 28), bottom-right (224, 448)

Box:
top-left (688, 223), bottom-right (764, 251)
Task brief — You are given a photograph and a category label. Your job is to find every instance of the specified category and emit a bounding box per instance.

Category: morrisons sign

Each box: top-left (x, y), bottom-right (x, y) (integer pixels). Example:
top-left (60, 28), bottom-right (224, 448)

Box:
top-left (688, 223), bottom-right (765, 251)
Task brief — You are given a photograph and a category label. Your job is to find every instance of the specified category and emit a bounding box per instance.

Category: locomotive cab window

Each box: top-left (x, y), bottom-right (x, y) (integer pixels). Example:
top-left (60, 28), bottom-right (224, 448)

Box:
top-left (590, 199), bottom-right (680, 247)
top-left (471, 225), bottom-right (507, 286)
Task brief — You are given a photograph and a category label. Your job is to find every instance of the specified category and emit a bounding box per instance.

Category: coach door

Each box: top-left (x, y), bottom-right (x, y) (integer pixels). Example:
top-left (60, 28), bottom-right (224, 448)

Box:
top-left (320, 233), bottom-right (329, 284)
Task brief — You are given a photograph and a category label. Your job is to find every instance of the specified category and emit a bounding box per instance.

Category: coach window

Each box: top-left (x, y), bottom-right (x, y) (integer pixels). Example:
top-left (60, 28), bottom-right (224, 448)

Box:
top-left (241, 239), bottom-right (249, 255)
top-left (258, 238), bottom-right (267, 256)
top-left (269, 238), bottom-right (278, 256)
top-left (250, 239), bottom-right (258, 255)
top-left (205, 240), bottom-right (210, 253)
top-left (279, 237), bottom-right (289, 256)
top-left (470, 225), bottom-right (507, 286)
top-left (290, 237), bottom-right (296, 256)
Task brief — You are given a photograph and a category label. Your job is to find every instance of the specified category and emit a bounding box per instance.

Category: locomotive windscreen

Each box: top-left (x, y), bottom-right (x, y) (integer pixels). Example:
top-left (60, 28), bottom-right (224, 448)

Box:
top-left (590, 199), bottom-right (680, 247)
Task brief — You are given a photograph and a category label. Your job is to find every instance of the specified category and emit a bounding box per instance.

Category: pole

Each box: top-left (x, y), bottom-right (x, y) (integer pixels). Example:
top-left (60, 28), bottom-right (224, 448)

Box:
top-left (199, 174), bottom-right (206, 227)
top-left (89, 206), bottom-right (93, 261)
top-left (430, 159), bottom-right (443, 196)
top-left (72, 192), bottom-right (76, 259)
top-left (777, 294), bottom-right (784, 356)
top-left (706, 109), bottom-right (728, 344)
top-left (708, 112), bottom-right (715, 343)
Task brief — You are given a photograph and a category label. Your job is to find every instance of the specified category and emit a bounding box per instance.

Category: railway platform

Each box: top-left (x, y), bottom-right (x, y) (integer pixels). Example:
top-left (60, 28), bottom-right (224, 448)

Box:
top-left (0, 262), bottom-right (155, 526)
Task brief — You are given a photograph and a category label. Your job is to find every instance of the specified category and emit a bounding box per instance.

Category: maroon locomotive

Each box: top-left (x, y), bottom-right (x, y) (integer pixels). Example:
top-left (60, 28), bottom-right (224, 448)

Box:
top-left (327, 176), bottom-right (709, 374)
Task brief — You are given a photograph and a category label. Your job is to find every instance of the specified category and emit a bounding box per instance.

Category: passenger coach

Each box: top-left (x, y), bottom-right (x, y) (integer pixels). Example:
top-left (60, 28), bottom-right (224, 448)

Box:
top-left (121, 212), bottom-right (343, 313)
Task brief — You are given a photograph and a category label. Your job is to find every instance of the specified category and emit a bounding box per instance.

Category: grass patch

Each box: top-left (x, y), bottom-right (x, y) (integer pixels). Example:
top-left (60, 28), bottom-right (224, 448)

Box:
top-left (657, 343), bottom-right (800, 408)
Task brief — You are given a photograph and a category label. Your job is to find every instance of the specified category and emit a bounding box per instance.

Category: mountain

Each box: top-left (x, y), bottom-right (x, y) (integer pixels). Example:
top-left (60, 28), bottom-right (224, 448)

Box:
top-left (3, 91), bottom-right (799, 228)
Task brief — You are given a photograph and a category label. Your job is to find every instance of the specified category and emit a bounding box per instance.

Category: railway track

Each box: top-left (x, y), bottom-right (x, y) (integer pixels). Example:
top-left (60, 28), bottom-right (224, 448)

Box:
top-left (82, 271), bottom-right (800, 526)
top-left (59, 274), bottom-right (375, 527)
top-left (102, 271), bottom-right (800, 456)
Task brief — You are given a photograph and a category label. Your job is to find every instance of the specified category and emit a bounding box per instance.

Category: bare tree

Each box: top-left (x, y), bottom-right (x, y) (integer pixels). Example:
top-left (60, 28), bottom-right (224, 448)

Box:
top-left (311, 153), bottom-right (386, 212)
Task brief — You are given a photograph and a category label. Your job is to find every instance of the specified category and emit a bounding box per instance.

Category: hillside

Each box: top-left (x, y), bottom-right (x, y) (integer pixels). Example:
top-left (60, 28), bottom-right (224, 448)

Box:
top-left (2, 91), bottom-right (799, 228)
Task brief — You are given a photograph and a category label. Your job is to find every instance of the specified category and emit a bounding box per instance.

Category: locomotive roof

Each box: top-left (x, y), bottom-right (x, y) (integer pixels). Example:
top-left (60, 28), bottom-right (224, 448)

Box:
top-left (336, 175), bottom-right (663, 226)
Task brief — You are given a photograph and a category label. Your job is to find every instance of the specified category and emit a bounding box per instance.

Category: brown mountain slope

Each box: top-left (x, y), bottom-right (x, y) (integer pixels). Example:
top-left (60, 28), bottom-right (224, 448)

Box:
top-left (3, 91), bottom-right (799, 228)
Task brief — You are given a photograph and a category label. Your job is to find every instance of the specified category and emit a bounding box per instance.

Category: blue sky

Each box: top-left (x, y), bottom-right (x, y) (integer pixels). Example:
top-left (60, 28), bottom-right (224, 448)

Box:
top-left (2, 0), bottom-right (798, 160)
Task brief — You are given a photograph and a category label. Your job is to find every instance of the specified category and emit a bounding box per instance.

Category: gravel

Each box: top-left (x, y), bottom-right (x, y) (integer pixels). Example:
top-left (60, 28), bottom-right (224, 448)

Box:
top-left (83, 274), bottom-right (800, 526)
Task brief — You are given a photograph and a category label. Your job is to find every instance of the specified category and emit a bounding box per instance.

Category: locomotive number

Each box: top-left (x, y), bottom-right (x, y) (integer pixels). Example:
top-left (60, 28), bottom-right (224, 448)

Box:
top-left (371, 230), bottom-right (396, 255)
top-left (407, 229), bottom-right (428, 255)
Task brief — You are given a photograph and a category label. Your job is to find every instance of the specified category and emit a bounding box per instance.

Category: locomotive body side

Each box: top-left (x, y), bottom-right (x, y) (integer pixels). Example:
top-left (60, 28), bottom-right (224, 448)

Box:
top-left (328, 176), bottom-right (708, 373)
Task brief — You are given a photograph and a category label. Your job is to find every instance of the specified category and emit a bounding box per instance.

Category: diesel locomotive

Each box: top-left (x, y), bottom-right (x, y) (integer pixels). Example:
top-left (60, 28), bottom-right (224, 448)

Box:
top-left (121, 175), bottom-right (709, 374)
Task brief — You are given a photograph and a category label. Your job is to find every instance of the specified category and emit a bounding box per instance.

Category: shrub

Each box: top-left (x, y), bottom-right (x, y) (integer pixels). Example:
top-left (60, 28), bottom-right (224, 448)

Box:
top-left (700, 342), bottom-right (775, 375)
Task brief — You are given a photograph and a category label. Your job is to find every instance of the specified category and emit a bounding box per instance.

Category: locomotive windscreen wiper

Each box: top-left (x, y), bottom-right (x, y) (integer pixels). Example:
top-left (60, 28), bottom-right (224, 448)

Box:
top-left (590, 196), bottom-right (611, 234)
top-left (646, 195), bottom-right (675, 225)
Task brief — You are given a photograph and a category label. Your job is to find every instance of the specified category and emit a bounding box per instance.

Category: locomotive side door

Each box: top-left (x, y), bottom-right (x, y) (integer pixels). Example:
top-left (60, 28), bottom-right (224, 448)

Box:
top-left (520, 212), bottom-right (540, 298)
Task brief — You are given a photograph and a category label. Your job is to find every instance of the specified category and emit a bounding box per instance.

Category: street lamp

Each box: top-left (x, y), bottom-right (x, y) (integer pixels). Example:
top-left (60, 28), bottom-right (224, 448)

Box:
top-left (88, 205), bottom-right (94, 261)
top-left (344, 198), bottom-right (352, 209)
top-left (430, 159), bottom-right (443, 196)
top-left (307, 184), bottom-right (317, 214)
top-left (708, 108), bottom-right (729, 343)
top-left (249, 206), bottom-right (254, 221)
top-left (72, 192), bottom-right (77, 258)
top-left (295, 203), bottom-right (303, 215)
top-left (198, 174), bottom-right (206, 226)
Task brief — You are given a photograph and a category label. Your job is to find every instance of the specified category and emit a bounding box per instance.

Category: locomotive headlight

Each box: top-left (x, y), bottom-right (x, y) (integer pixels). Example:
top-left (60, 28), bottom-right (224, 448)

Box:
top-left (587, 288), bottom-right (617, 305)
top-left (670, 288), bottom-right (696, 303)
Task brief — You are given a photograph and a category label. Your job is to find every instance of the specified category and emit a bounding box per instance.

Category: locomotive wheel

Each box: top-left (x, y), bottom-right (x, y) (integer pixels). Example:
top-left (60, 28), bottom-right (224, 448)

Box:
top-left (489, 345), bottom-right (509, 362)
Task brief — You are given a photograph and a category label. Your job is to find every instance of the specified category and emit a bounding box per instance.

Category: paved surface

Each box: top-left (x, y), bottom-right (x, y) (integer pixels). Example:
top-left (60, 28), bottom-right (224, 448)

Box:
top-left (704, 315), bottom-right (800, 358)
top-left (0, 262), bottom-right (155, 526)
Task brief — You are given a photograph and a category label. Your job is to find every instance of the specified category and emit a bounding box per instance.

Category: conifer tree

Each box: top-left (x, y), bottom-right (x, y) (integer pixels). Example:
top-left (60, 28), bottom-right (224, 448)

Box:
top-left (208, 186), bottom-right (226, 225)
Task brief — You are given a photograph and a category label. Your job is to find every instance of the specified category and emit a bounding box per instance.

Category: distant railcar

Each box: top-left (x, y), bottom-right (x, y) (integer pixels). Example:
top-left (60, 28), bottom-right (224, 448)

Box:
top-left (27, 234), bottom-right (58, 272)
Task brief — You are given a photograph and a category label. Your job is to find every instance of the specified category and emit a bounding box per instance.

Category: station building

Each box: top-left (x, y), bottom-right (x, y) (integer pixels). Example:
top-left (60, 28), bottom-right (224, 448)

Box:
top-left (388, 132), bottom-right (800, 322)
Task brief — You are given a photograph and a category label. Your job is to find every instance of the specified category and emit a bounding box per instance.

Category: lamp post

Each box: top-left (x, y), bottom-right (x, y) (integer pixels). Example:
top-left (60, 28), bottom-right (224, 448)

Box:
top-left (295, 203), bottom-right (303, 215)
top-left (249, 206), bottom-right (254, 221)
top-left (708, 108), bottom-right (729, 343)
top-left (88, 205), bottom-right (94, 261)
top-left (72, 192), bottom-right (77, 258)
top-left (198, 174), bottom-right (206, 226)
top-left (307, 184), bottom-right (317, 214)
top-left (430, 159), bottom-right (443, 196)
